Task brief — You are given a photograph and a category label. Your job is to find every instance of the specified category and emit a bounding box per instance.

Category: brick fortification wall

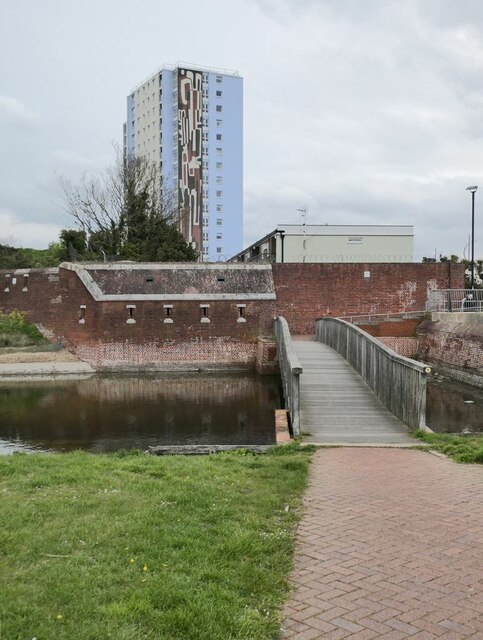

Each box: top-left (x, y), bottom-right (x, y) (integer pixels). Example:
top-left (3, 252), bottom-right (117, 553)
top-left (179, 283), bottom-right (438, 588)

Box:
top-left (418, 317), bottom-right (483, 377)
top-left (0, 262), bottom-right (465, 369)
top-left (0, 264), bottom-right (276, 370)
top-left (272, 263), bottom-right (464, 334)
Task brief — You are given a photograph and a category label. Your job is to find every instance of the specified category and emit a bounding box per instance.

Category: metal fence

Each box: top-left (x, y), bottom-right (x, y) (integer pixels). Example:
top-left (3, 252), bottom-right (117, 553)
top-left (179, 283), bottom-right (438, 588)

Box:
top-left (273, 317), bottom-right (302, 437)
top-left (427, 289), bottom-right (483, 312)
top-left (316, 317), bottom-right (431, 430)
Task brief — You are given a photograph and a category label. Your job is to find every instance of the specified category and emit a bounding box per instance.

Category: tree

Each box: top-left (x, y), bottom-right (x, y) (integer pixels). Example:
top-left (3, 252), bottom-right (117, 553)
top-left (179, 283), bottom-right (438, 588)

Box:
top-left (59, 150), bottom-right (197, 262)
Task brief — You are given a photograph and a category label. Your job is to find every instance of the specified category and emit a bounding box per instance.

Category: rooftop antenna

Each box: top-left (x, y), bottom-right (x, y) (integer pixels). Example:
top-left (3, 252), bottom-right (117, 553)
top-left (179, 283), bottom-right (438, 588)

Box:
top-left (296, 205), bottom-right (307, 226)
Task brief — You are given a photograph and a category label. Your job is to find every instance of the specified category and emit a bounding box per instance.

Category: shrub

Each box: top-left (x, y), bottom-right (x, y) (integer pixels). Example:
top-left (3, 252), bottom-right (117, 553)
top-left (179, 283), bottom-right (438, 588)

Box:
top-left (0, 310), bottom-right (46, 345)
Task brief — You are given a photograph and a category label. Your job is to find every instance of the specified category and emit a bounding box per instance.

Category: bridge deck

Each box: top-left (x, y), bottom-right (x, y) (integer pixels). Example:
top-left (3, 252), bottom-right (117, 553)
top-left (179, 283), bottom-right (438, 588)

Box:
top-left (293, 338), bottom-right (414, 444)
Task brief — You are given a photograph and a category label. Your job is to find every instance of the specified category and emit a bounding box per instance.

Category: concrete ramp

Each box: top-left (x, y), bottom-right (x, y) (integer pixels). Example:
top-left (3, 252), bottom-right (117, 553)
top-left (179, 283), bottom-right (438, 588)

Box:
top-left (294, 338), bottom-right (414, 444)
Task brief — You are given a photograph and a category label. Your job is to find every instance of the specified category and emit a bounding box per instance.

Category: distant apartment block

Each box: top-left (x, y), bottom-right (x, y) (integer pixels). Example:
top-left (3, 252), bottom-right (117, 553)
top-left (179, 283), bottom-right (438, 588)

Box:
top-left (124, 63), bottom-right (243, 261)
top-left (230, 225), bottom-right (414, 263)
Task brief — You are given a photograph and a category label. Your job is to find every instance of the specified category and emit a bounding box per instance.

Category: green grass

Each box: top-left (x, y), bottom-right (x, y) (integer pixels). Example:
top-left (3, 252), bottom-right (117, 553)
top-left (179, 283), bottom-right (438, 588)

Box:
top-left (0, 445), bottom-right (312, 640)
top-left (413, 430), bottom-right (483, 464)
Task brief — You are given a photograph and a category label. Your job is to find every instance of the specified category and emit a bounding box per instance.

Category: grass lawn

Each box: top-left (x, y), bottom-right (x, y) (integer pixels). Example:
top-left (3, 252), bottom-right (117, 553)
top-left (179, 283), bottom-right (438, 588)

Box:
top-left (413, 430), bottom-right (483, 464)
top-left (0, 445), bottom-right (312, 640)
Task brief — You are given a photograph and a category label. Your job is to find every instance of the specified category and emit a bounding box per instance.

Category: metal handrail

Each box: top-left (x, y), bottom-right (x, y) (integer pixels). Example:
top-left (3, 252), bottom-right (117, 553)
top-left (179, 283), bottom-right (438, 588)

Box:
top-left (427, 289), bottom-right (483, 312)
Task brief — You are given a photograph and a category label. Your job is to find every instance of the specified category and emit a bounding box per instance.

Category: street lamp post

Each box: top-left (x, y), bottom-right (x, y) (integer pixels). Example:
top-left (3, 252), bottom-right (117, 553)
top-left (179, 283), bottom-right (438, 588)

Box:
top-left (466, 186), bottom-right (478, 290)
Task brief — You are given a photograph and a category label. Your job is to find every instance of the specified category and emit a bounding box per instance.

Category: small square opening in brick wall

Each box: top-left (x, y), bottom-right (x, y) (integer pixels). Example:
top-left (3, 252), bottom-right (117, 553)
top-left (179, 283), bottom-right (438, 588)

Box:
top-left (200, 304), bottom-right (210, 323)
top-left (163, 304), bottom-right (173, 324)
top-left (126, 305), bottom-right (136, 324)
top-left (237, 304), bottom-right (246, 323)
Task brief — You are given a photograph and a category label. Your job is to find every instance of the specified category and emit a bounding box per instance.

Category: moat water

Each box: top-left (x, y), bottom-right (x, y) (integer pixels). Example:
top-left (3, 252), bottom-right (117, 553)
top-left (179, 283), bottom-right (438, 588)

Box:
top-left (0, 372), bottom-right (280, 454)
top-left (426, 378), bottom-right (483, 435)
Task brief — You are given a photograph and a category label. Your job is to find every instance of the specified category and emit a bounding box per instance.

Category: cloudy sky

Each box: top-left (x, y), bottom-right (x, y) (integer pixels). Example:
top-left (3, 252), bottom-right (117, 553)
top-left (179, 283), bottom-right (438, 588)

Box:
top-left (1, 0), bottom-right (483, 260)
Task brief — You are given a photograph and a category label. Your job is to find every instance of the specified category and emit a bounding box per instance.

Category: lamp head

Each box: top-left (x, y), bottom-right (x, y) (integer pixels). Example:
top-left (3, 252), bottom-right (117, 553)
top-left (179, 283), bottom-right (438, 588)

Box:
top-left (466, 185), bottom-right (478, 193)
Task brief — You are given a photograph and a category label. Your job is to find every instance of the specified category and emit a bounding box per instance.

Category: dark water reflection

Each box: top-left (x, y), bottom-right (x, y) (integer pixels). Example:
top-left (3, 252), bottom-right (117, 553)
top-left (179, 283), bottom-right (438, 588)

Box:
top-left (426, 379), bottom-right (483, 434)
top-left (0, 373), bottom-right (280, 454)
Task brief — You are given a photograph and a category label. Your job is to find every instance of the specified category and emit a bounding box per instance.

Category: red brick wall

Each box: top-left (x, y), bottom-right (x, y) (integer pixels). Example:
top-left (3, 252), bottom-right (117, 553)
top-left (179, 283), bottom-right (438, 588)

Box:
top-left (0, 267), bottom-right (276, 368)
top-left (0, 269), bottom-right (62, 337)
top-left (377, 337), bottom-right (419, 358)
top-left (357, 318), bottom-right (423, 337)
top-left (0, 263), bottom-right (466, 366)
top-left (417, 319), bottom-right (483, 372)
top-left (272, 263), bottom-right (464, 334)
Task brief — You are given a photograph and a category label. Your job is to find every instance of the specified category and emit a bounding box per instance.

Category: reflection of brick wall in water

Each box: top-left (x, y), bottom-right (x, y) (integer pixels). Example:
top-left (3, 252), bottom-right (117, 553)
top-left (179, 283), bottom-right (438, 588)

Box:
top-left (75, 374), bottom-right (275, 403)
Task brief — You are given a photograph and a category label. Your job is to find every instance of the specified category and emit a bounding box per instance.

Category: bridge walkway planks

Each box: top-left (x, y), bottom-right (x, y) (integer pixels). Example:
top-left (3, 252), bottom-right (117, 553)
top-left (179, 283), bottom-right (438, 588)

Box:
top-left (293, 337), bottom-right (415, 444)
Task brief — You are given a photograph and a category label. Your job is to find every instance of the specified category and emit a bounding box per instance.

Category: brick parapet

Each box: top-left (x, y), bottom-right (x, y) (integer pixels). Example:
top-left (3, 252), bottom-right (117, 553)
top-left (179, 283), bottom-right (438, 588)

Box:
top-left (272, 262), bottom-right (464, 334)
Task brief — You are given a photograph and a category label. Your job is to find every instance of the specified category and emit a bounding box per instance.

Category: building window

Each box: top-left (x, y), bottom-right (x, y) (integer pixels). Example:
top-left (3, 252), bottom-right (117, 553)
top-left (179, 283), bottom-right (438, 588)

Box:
top-left (216, 162), bottom-right (223, 169)
top-left (216, 105), bottom-right (222, 112)
top-left (216, 76), bottom-right (222, 83)
top-left (79, 305), bottom-right (86, 324)
top-left (216, 90), bottom-right (222, 97)
top-left (216, 147), bottom-right (223, 156)
top-left (216, 204), bottom-right (223, 212)
top-left (216, 190), bottom-right (223, 197)
top-left (216, 119), bottom-right (222, 127)
top-left (216, 176), bottom-right (223, 184)
top-left (216, 218), bottom-right (222, 225)
top-left (216, 233), bottom-right (222, 240)
top-left (216, 134), bottom-right (222, 141)
top-left (216, 247), bottom-right (222, 254)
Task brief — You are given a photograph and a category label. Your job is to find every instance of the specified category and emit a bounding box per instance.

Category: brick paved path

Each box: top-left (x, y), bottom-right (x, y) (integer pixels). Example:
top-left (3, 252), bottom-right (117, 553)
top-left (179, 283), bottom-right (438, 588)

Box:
top-left (283, 449), bottom-right (483, 639)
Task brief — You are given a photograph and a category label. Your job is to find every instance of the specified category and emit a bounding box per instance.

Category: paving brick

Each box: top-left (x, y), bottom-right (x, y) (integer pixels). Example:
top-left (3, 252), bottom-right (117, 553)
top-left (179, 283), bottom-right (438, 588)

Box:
top-left (282, 449), bottom-right (483, 638)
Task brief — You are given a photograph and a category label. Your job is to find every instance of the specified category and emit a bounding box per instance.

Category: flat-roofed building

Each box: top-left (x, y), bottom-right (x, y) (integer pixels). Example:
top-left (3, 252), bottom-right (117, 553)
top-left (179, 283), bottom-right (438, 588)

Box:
top-left (230, 225), bottom-right (414, 263)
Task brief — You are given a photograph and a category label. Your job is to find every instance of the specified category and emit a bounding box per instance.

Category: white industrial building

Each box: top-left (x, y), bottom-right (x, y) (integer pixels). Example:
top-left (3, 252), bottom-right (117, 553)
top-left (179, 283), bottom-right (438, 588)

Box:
top-left (229, 225), bottom-right (414, 263)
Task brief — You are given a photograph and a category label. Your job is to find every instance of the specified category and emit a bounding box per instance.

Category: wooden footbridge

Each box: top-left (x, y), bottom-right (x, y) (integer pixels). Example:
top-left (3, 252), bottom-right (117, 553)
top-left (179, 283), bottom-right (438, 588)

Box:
top-left (274, 317), bottom-right (431, 444)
